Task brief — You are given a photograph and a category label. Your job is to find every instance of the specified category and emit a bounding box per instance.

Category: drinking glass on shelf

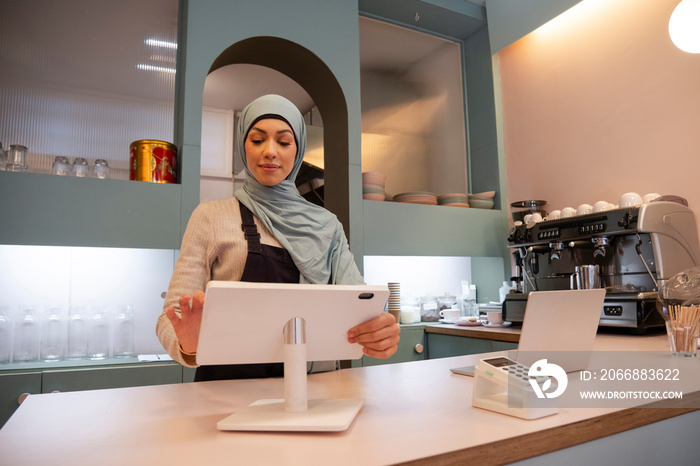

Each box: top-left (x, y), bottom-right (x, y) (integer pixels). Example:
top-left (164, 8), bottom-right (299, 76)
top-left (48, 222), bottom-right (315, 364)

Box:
top-left (41, 306), bottom-right (67, 361)
top-left (52, 156), bottom-right (71, 176)
top-left (6, 144), bottom-right (29, 172)
top-left (72, 157), bottom-right (89, 177)
top-left (87, 305), bottom-right (110, 359)
top-left (13, 306), bottom-right (40, 362)
top-left (66, 306), bottom-right (88, 360)
top-left (93, 159), bottom-right (110, 179)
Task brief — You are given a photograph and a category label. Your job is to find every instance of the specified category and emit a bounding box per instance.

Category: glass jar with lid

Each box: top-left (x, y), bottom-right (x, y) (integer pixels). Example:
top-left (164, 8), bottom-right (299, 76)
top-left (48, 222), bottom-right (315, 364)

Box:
top-left (438, 293), bottom-right (457, 312)
top-left (6, 144), bottom-right (29, 172)
top-left (419, 294), bottom-right (439, 322)
top-left (72, 157), bottom-right (89, 177)
top-left (93, 159), bottom-right (110, 179)
top-left (52, 156), bottom-right (71, 176)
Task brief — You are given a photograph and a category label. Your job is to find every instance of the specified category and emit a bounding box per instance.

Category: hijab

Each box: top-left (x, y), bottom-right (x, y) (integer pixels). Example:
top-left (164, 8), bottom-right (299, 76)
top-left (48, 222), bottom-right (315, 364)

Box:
top-left (233, 94), bottom-right (363, 285)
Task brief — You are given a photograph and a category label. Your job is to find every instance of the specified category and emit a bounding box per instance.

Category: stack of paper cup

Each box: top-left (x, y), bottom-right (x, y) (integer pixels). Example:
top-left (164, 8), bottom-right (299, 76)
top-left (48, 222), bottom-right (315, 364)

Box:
top-left (387, 282), bottom-right (401, 322)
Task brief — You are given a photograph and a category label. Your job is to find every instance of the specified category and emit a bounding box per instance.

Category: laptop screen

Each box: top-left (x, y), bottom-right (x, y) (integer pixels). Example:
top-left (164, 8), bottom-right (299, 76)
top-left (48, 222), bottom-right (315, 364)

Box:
top-left (516, 289), bottom-right (606, 372)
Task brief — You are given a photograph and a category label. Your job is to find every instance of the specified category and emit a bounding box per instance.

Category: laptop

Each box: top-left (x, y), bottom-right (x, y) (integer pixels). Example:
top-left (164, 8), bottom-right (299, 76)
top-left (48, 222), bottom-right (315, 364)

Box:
top-left (451, 289), bottom-right (606, 376)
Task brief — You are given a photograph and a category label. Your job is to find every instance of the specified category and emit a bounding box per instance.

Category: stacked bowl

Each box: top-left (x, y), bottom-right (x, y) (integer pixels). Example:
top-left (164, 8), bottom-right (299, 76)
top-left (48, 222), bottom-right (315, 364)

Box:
top-left (393, 191), bottom-right (438, 205)
top-left (362, 171), bottom-right (386, 201)
top-left (437, 193), bottom-right (470, 207)
top-left (468, 190), bottom-right (495, 209)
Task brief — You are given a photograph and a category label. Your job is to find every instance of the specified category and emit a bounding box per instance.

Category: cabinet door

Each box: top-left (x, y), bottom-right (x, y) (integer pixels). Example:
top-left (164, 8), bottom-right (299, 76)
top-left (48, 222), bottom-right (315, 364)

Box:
top-left (427, 334), bottom-right (493, 359)
top-left (0, 371), bottom-right (42, 428)
top-left (361, 326), bottom-right (426, 367)
top-left (492, 340), bottom-right (518, 352)
top-left (42, 363), bottom-right (182, 393)
top-left (182, 366), bottom-right (197, 383)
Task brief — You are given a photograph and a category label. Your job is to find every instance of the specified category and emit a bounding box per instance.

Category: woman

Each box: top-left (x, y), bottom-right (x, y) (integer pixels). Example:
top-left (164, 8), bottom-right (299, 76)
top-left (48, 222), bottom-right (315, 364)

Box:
top-left (156, 94), bottom-right (400, 381)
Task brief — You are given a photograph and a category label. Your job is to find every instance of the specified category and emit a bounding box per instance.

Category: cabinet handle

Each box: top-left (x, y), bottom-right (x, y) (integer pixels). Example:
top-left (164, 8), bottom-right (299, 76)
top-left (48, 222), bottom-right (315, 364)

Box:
top-left (17, 393), bottom-right (31, 405)
top-left (414, 343), bottom-right (424, 354)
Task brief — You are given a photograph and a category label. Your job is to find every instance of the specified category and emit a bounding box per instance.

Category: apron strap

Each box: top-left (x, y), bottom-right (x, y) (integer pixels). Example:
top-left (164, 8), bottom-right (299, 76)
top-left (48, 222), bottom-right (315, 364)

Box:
top-left (239, 200), bottom-right (262, 254)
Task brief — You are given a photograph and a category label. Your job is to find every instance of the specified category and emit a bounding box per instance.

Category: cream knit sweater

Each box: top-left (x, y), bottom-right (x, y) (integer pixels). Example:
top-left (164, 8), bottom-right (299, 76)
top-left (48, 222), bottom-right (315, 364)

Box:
top-left (156, 198), bottom-right (283, 367)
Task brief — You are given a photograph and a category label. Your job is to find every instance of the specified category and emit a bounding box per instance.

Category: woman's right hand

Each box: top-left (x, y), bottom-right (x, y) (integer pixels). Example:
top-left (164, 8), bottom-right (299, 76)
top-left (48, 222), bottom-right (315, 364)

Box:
top-left (165, 289), bottom-right (205, 354)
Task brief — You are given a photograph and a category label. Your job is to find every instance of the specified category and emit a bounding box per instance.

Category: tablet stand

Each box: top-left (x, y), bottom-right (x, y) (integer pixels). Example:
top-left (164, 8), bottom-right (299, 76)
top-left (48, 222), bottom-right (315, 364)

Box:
top-left (216, 317), bottom-right (364, 432)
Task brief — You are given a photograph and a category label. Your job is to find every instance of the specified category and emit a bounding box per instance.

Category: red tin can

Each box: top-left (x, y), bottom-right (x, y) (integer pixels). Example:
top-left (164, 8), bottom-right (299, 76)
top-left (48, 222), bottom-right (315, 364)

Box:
top-left (129, 140), bottom-right (178, 183)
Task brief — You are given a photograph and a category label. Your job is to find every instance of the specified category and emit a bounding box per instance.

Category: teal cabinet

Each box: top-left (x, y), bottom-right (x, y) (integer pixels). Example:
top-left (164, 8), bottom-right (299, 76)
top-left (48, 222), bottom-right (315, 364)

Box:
top-left (0, 361), bottom-right (185, 428)
top-left (354, 324), bottom-right (427, 367)
top-left (352, 326), bottom-right (519, 367)
top-left (183, 366), bottom-right (197, 383)
top-left (42, 363), bottom-right (182, 393)
top-left (492, 340), bottom-right (519, 352)
top-left (0, 371), bottom-right (41, 428)
top-left (427, 334), bottom-right (517, 359)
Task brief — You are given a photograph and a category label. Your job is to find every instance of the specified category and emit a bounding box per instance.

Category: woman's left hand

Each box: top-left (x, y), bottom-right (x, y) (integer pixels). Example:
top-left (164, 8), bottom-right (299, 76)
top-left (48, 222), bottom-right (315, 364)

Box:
top-left (347, 312), bottom-right (401, 359)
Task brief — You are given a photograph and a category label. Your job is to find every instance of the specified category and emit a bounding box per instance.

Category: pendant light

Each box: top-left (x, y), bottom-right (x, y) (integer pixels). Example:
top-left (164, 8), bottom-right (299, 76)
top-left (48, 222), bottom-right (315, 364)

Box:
top-left (669, 0), bottom-right (700, 53)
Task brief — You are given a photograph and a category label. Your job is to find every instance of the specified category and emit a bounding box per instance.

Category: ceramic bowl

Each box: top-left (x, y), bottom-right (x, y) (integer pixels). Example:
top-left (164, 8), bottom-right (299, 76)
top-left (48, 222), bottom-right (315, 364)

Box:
top-left (438, 194), bottom-right (469, 205)
top-left (441, 202), bottom-right (470, 208)
top-left (362, 171), bottom-right (386, 184)
top-left (469, 198), bottom-right (494, 209)
top-left (438, 192), bottom-right (468, 200)
top-left (471, 190), bottom-right (495, 199)
top-left (363, 193), bottom-right (385, 201)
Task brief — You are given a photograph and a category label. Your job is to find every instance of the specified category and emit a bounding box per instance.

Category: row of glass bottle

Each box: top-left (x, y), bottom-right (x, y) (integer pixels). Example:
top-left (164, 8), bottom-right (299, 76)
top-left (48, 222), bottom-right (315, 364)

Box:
top-left (0, 304), bottom-right (135, 364)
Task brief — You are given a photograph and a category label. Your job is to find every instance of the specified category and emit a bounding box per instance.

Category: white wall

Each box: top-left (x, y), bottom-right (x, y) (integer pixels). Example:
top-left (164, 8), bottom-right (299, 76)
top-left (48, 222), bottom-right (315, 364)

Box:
top-left (499, 0), bottom-right (700, 230)
top-left (363, 255), bottom-right (472, 300)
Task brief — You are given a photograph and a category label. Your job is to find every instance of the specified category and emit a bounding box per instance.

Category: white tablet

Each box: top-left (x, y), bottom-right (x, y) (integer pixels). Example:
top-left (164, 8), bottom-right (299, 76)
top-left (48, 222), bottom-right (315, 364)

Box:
top-left (197, 281), bottom-right (390, 365)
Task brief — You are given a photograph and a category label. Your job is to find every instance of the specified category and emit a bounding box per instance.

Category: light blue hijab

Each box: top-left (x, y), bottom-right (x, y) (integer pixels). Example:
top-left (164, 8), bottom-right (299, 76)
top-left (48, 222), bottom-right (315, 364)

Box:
top-left (233, 94), bottom-right (363, 285)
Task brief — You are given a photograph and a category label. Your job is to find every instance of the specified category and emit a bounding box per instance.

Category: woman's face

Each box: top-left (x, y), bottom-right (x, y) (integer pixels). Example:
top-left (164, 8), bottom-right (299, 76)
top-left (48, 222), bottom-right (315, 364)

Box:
top-left (245, 118), bottom-right (297, 186)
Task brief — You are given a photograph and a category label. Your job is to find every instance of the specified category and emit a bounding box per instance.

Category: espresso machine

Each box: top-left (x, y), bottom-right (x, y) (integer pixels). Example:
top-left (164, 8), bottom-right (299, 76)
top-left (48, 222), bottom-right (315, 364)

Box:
top-left (505, 201), bottom-right (700, 331)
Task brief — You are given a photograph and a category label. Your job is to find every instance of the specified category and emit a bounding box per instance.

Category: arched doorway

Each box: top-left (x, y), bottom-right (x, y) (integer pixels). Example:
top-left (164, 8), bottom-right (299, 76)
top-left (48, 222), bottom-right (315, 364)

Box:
top-left (206, 36), bottom-right (351, 231)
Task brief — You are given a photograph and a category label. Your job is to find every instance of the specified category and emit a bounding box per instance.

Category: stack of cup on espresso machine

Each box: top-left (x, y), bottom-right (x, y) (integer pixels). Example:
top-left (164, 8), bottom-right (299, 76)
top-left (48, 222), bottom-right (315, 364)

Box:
top-left (387, 283), bottom-right (401, 323)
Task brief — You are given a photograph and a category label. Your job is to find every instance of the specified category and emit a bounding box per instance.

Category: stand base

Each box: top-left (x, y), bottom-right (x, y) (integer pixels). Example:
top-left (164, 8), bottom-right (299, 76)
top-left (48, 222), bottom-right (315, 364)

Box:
top-left (217, 398), bottom-right (364, 432)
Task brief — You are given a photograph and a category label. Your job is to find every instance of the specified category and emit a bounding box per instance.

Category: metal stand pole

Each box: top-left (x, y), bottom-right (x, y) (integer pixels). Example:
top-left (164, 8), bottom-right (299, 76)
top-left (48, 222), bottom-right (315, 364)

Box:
top-left (283, 317), bottom-right (307, 413)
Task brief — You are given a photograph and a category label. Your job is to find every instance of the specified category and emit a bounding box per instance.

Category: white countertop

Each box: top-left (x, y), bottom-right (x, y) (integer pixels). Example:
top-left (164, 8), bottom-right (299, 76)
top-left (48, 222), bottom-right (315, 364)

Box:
top-left (0, 333), bottom-right (696, 466)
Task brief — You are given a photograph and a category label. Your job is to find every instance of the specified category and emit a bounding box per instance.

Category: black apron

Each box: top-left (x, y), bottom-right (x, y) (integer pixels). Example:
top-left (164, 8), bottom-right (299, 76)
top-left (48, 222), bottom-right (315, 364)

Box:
top-left (194, 200), bottom-right (300, 382)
